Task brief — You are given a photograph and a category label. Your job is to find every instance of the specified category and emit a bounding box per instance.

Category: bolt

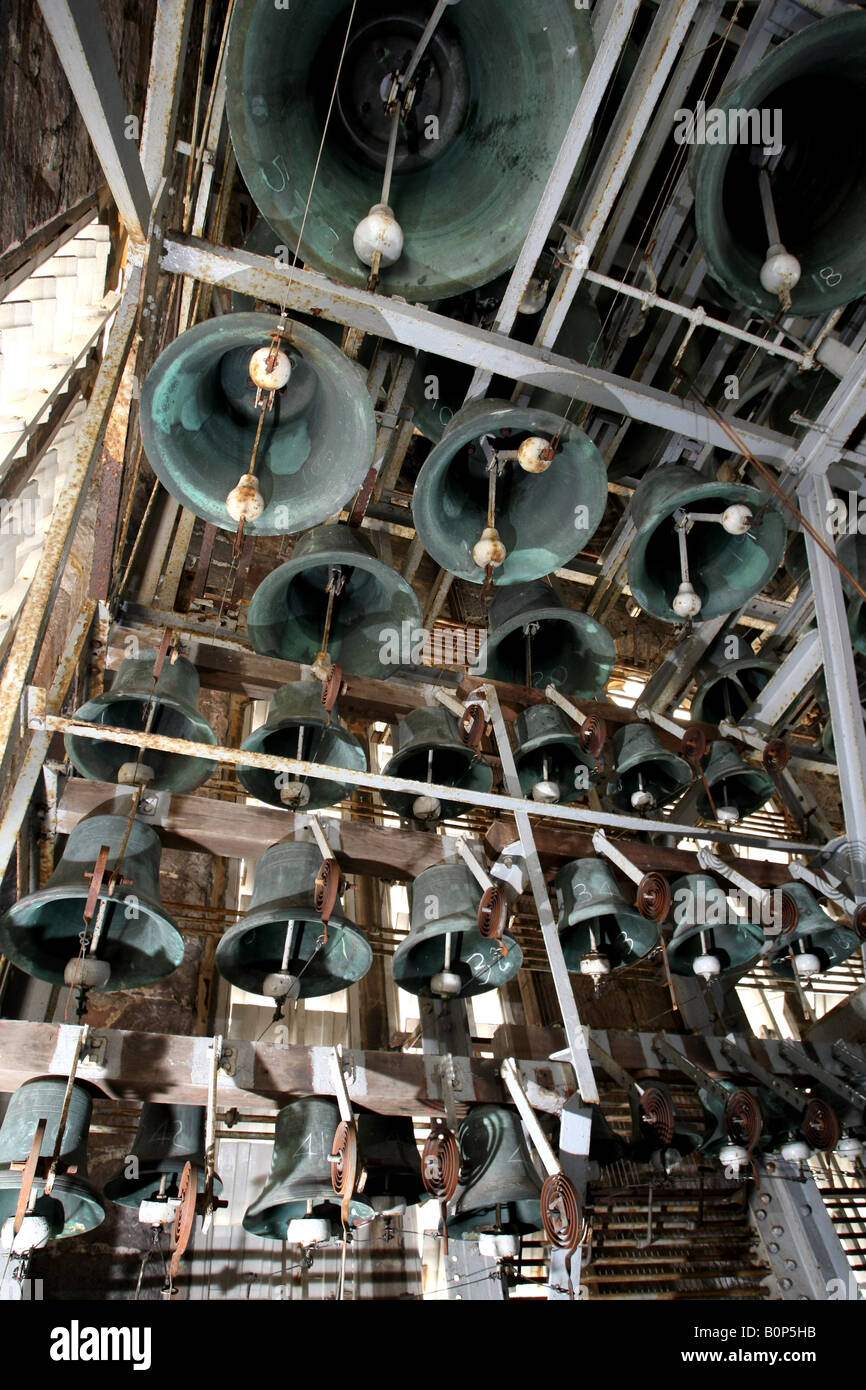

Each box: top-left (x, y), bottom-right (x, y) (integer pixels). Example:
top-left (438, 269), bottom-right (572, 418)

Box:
top-left (780, 1279), bottom-right (792, 1290)
top-left (768, 1242), bottom-right (779, 1253)
top-left (785, 1259), bottom-right (797, 1271)
top-left (772, 1225), bottom-right (784, 1236)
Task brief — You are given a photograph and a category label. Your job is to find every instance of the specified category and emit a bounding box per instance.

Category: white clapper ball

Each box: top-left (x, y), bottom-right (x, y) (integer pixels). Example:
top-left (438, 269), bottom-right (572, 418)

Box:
top-left (673, 581), bottom-right (702, 619)
top-left (718, 1143), bottom-right (749, 1170)
top-left (517, 436), bottom-right (554, 473)
top-left (760, 245), bottom-right (802, 298)
top-left (794, 951), bottom-right (821, 978)
top-left (431, 970), bottom-right (462, 997)
top-left (279, 780), bottom-right (311, 808)
top-left (118, 761), bottom-right (156, 787)
top-left (532, 779), bottom-right (561, 804)
top-left (835, 1135), bottom-right (863, 1160)
top-left (262, 971), bottom-right (301, 1001)
top-left (287, 1218), bottom-right (330, 1247)
top-left (579, 951), bottom-right (611, 980)
top-left (631, 787), bottom-right (655, 811)
top-left (472, 526), bottom-right (507, 569)
top-left (353, 204), bottom-right (404, 268)
top-left (693, 953), bottom-right (721, 979)
top-left (479, 1232), bottom-right (520, 1260)
top-left (226, 473), bottom-right (265, 523)
top-left (780, 1138), bottom-right (811, 1163)
top-left (412, 794), bottom-right (442, 821)
top-left (518, 279), bottom-right (547, 316)
top-left (1, 1214), bottom-right (52, 1256)
top-left (249, 345), bottom-right (291, 392)
top-left (716, 804), bottom-right (740, 827)
top-left (721, 503), bottom-right (753, 535)
top-left (63, 956), bottom-right (111, 989)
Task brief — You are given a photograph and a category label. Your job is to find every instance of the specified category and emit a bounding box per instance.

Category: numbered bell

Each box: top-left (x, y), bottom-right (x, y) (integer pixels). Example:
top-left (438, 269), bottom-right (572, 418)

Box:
top-left (766, 881), bottom-right (859, 981)
top-left (64, 651), bottom-right (217, 793)
top-left (692, 10), bottom-right (866, 317)
top-left (215, 839), bottom-right (372, 1000)
top-left (238, 682), bottom-right (366, 811)
top-left (696, 740), bottom-right (775, 826)
top-left (380, 707), bottom-right (492, 825)
top-left (246, 523), bottom-right (422, 677)
top-left (226, 2), bottom-right (594, 302)
top-left (407, 284), bottom-right (602, 442)
top-left (606, 723), bottom-right (692, 813)
top-left (512, 703), bottom-right (597, 806)
top-left (243, 1097), bottom-right (375, 1239)
top-left (391, 863), bottom-right (522, 998)
top-left (667, 872), bottom-right (764, 980)
top-left (0, 1078), bottom-right (104, 1248)
top-left (0, 801), bottom-right (183, 991)
top-left (690, 634), bottom-right (778, 725)
top-left (103, 1104), bottom-right (221, 1208)
top-left (411, 400), bottom-right (607, 586)
top-left (554, 858), bottom-right (659, 975)
top-left (448, 1104), bottom-right (543, 1241)
top-left (139, 312), bottom-right (376, 535)
top-left (478, 581), bottom-right (615, 695)
top-left (627, 466), bottom-right (786, 623)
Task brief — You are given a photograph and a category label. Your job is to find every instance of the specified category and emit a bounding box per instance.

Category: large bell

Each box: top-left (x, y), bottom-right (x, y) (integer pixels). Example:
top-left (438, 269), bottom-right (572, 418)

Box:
top-left (606, 723), bottom-right (692, 813)
top-left (690, 635), bottom-right (778, 725)
top-left (479, 581), bottom-right (615, 695)
top-left (246, 523), bottom-right (422, 677)
top-left (512, 703), bottom-right (598, 806)
top-left (667, 872), bottom-right (764, 980)
top-left (696, 740), bottom-right (775, 826)
top-left (380, 707), bottom-right (492, 825)
top-left (448, 1104), bottom-right (543, 1240)
top-left (243, 1097), bottom-right (375, 1239)
top-left (391, 863), bottom-right (522, 998)
top-left (766, 881), bottom-right (858, 981)
top-left (225, 2), bottom-right (594, 302)
top-left (692, 10), bottom-right (866, 317)
top-left (554, 858), bottom-right (659, 975)
top-left (238, 682), bottom-right (366, 812)
top-left (103, 1104), bottom-right (221, 1207)
top-left (0, 1078), bottom-right (104, 1246)
top-left (407, 284), bottom-right (602, 442)
top-left (411, 400), bottom-right (607, 587)
top-left (215, 839), bottom-right (372, 1000)
top-left (64, 652), bottom-right (217, 793)
top-left (139, 313), bottom-right (376, 535)
top-left (0, 802), bottom-right (183, 990)
top-left (627, 467), bottom-right (786, 623)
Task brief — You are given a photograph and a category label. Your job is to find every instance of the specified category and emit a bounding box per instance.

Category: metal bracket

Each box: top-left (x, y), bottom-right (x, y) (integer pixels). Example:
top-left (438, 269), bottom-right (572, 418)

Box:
top-left (720, 1038), bottom-right (805, 1114)
top-left (651, 1032), bottom-right (730, 1105)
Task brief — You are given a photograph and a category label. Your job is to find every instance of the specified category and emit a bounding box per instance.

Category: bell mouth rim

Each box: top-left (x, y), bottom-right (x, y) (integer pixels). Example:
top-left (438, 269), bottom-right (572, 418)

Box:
top-left (0, 1172), bottom-right (106, 1237)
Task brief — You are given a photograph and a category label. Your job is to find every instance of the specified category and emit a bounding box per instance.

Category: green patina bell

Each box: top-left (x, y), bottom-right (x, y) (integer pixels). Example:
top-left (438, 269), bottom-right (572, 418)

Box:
top-left (246, 523), bottom-right (422, 677)
top-left (512, 702), bottom-right (597, 806)
top-left (667, 872), bottom-right (764, 981)
top-left (406, 285), bottom-right (602, 442)
top-left (353, 1111), bottom-right (425, 1212)
top-left (477, 580), bottom-right (615, 695)
top-left (238, 682), bottom-right (366, 812)
top-left (628, 466), bottom-right (786, 623)
top-left (690, 642), bottom-right (778, 725)
top-left (697, 740), bottom-right (775, 825)
top-left (554, 858), bottom-right (659, 975)
top-left (0, 1078), bottom-right (105, 1245)
top-left (606, 723), bottom-right (692, 813)
top-left (103, 1104), bottom-right (221, 1208)
top-left (837, 532), bottom-right (866, 657)
top-left (226, 2), bottom-right (594, 302)
top-left (215, 839), bottom-right (371, 1000)
top-left (243, 1097), bottom-right (375, 1239)
top-left (0, 803), bottom-right (183, 990)
top-left (380, 707), bottom-right (492, 825)
top-left (139, 312), bottom-right (376, 535)
top-left (411, 399), bottom-right (607, 587)
top-left (692, 10), bottom-right (866, 318)
top-left (391, 863), bottom-right (521, 999)
top-left (767, 881), bottom-right (858, 981)
top-left (448, 1104), bottom-right (543, 1241)
top-left (64, 652), bottom-right (217, 793)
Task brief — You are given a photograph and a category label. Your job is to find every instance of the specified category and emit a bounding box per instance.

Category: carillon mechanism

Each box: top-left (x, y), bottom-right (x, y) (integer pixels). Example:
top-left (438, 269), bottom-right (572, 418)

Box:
top-left (411, 400), bottom-right (607, 586)
top-left (215, 840), bottom-right (372, 1006)
top-left (392, 863), bottom-right (522, 998)
top-left (238, 682), bottom-right (366, 811)
top-left (765, 881), bottom-right (859, 982)
top-left (246, 523), bottom-right (421, 676)
top-left (627, 467), bottom-right (786, 623)
top-left (140, 314), bottom-right (376, 536)
top-left (667, 872), bottom-right (765, 983)
top-left (103, 1104), bottom-right (220, 1212)
top-left (379, 706), bottom-right (492, 825)
top-left (689, 634), bottom-right (778, 726)
top-left (447, 1104), bottom-right (544, 1241)
top-left (480, 581), bottom-right (615, 695)
top-left (65, 651), bottom-right (218, 793)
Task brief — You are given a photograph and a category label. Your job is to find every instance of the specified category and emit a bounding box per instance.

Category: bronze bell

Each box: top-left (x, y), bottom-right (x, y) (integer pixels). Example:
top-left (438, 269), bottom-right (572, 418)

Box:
top-left (391, 864), bottom-right (522, 999)
top-left (0, 1077), bottom-right (105, 1250)
top-left (606, 723), bottom-right (692, 814)
top-left (554, 858), bottom-right (660, 978)
top-left (667, 872), bottom-right (764, 982)
top-left (479, 581), bottom-right (615, 695)
top-left (238, 681), bottom-right (366, 812)
top-left (512, 702), bottom-right (598, 806)
top-left (697, 740), bottom-right (775, 826)
top-left (380, 707), bottom-right (493, 825)
top-left (447, 1104), bottom-right (543, 1241)
top-left (215, 839), bottom-right (372, 1001)
top-left (103, 1104), bottom-right (221, 1209)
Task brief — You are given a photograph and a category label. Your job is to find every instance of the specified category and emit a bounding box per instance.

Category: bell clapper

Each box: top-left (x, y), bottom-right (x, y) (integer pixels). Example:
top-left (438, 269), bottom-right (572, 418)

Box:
top-left (472, 440), bottom-right (507, 571)
top-left (412, 747), bottom-right (442, 822)
top-left (693, 929), bottom-right (721, 981)
top-left (532, 756), bottom-right (561, 805)
top-left (580, 926), bottom-right (611, 994)
top-left (279, 726), bottom-right (311, 808)
top-left (522, 620), bottom-right (539, 690)
top-left (630, 771), bottom-right (655, 812)
top-left (672, 509), bottom-right (702, 620)
top-left (311, 565), bottom-right (346, 680)
top-left (756, 165), bottom-right (801, 312)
